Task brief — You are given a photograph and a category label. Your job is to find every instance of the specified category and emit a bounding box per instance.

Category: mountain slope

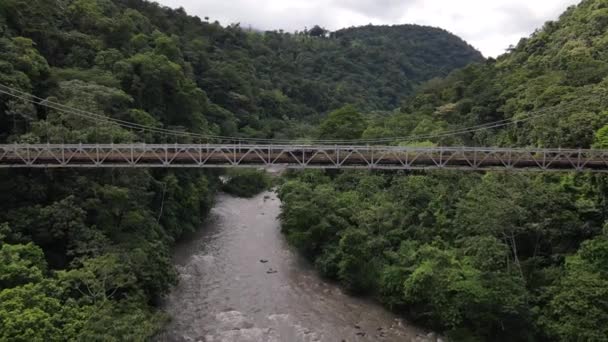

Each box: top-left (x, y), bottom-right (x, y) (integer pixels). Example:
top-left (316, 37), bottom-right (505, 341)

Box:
top-left (251, 24), bottom-right (483, 112)
top-left (0, 0), bottom-right (483, 141)
top-left (364, 0), bottom-right (608, 148)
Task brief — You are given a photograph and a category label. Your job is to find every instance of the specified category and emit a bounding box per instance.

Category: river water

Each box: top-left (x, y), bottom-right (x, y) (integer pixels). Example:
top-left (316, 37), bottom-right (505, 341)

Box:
top-left (158, 191), bottom-right (436, 342)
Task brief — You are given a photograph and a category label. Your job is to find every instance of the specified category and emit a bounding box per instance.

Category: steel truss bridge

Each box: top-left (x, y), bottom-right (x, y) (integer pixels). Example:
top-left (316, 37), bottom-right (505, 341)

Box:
top-left (1, 144), bottom-right (608, 172)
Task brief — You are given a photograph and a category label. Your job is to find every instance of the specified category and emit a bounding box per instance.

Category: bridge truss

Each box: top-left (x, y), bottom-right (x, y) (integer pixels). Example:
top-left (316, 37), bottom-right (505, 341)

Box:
top-left (1, 144), bottom-right (608, 172)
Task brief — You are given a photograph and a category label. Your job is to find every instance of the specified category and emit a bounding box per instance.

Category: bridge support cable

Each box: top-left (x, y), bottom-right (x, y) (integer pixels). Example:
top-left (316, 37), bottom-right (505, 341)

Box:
top-left (0, 83), bottom-right (568, 146)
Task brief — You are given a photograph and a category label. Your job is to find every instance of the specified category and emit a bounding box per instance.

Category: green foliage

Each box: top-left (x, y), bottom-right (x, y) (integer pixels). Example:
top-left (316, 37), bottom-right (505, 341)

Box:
top-left (279, 169), bottom-right (608, 340)
top-left (0, 242), bottom-right (46, 288)
top-left (539, 236), bottom-right (608, 341)
top-left (71, 298), bottom-right (165, 341)
top-left (59, 253), bottom-right (137, 303)
top-left (118, 52), bottom-right (208, 131)
top-left (0, 282), bottom-right (66, 342)
top-left (222, 169), bottom-right (271, 198)
top-left (0, 239), bottom-right (158, 341)
top-left (318, 105), bottom-right (367, 140)
top-left (365, 0), bottom-right (608, 149)
top-left (593, 123), bottom-right (608, 148)
top-left (0, 275), bottom-right (163, 341)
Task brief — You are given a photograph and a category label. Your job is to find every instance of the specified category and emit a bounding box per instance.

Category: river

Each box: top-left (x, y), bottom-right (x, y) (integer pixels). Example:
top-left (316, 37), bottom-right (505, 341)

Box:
top-left (158, 191), bottom-right (438, 342)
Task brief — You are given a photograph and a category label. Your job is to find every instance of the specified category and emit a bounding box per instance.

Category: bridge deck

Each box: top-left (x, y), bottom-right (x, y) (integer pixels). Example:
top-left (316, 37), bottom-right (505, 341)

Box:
top-left (1, 144), bottom-right (607, 172)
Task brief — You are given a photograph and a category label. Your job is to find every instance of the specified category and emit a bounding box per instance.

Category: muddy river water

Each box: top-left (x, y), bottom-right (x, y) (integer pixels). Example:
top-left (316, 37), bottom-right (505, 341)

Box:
top-left (158, 191), bottom-right (438, 342)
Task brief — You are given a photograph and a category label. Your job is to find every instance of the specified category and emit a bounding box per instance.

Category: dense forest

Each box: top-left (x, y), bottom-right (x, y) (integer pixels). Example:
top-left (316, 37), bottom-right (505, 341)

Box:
top-left (0, 0), bottom-right (483, 340)
top-left (280, 0), bottom-right (608, 341)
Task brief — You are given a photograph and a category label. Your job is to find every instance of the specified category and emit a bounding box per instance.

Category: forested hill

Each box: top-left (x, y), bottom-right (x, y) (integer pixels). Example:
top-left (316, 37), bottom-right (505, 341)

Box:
top-left (333, 24), bottom-right (483, 90)
top-left (363, 0), bottom-right (608, 148)
top-left (0, 0), bottom-right (482, 142)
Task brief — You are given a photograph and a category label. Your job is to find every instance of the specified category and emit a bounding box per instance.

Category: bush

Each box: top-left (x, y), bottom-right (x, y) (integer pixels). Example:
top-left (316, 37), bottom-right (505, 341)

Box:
top-left (222, 169), bottom-right (271, 197)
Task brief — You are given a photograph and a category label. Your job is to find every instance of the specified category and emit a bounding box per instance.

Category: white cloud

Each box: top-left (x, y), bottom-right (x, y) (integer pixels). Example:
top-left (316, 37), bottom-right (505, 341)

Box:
top-left (154, 0), bottom-right (582, 57)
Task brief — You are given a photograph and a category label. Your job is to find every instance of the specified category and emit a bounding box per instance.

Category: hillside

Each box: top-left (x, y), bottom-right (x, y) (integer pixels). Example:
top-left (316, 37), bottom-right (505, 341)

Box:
top-left (0, 0), bottom-right (483, 340)
top-left (363, 0), bottom-right (608, 148)
top-left (0, 0), bottom-right (482, 142)
top-left (279, 0), bottom-right (608, 341)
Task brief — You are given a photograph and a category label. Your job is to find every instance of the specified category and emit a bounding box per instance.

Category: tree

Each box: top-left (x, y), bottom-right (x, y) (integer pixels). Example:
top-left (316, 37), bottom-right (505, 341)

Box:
top-left (309, 25), bottom-right (327, 37)
top-left (59, 253), bottom-right (136, 304)
top-left (0, 242), bottom-right (46, 288)
top-left (593, 123), bottom-right (608, 148)
top-left (337, 228), bottom-right (374, 293)
top-left (540, 236), bottom-right (608, 341)
top-left (318, 105), bottom-right (366, 140)
top-left (222, 169), bottom-right (271, 198)
top-left (118, 52), bottom-right (209, 132)
top-left (0, 283), bottom-right (65, 342)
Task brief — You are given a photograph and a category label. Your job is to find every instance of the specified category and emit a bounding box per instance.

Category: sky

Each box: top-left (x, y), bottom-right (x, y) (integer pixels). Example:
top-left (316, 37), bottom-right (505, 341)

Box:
top-left (155, 0), bottom-right (582, 57)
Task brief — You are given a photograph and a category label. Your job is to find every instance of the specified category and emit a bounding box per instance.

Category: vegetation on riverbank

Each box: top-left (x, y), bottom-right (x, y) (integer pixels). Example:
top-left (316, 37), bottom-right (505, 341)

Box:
top-left (279, 1), bottom-right (608, 340)
top-left (222, 169), bottom-right (272, 198)
top-left (279, 170), bottom-right (608, 341)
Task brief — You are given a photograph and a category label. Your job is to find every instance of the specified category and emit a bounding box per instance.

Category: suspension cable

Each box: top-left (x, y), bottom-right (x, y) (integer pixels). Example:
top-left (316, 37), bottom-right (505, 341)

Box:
top-left (0, 83), bottom-right (558, 145)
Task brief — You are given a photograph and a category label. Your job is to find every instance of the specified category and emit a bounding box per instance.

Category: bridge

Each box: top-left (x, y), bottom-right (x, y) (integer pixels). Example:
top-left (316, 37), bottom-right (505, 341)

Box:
top-left (2, 84), bottom-right (605, 172)
top-left (1, 143), bottom-right (608, 172)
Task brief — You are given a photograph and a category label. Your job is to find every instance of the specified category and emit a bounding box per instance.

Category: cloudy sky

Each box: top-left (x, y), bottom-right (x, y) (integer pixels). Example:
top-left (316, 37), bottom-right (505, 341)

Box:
top-left (156, 0), bottom-right (581, 57)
